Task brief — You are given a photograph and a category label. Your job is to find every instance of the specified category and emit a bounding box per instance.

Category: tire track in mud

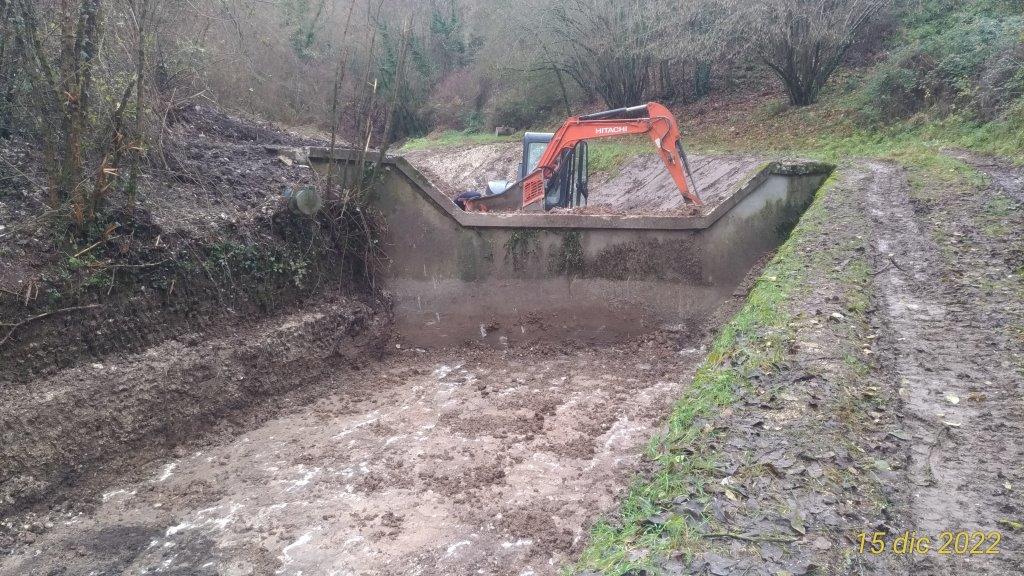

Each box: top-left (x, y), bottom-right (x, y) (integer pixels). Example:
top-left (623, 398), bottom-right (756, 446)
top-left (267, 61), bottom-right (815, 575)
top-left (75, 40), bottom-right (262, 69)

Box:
top-left (863, 160), bottom-right (1023, 575)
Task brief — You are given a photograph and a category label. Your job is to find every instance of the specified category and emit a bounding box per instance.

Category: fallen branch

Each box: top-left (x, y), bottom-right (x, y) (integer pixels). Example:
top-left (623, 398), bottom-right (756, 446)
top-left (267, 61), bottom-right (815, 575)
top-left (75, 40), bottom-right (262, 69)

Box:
top-left (0, 304), bottom-right (102, 347)
top-left (702, 531), bottom-right (799, 544)
top-left (873, 255), bottom-right (907, 276)
top-left (88, 258), bottom-right (171, 270)
top-left (73, 235), bottom-right (121, 258)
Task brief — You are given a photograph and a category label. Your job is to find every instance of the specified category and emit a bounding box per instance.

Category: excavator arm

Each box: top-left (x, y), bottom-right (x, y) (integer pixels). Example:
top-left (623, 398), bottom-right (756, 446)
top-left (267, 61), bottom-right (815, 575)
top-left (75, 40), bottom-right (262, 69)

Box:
top-left (464, 102), bottom-right (700, 212)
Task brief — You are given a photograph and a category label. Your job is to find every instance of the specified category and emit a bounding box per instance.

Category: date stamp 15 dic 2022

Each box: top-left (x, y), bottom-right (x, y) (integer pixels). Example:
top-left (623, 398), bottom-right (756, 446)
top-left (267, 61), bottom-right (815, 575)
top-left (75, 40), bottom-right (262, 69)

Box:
top-left (856, 531), bottom-right (1001, 555)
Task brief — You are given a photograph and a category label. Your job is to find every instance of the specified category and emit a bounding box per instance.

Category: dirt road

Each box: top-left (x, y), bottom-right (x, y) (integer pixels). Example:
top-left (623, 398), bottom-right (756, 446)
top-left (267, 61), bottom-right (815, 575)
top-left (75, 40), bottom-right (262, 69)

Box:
top-left (865, 157), bottom-right (1023, 575)
top-left (0, 335), bottom-right (716, 575)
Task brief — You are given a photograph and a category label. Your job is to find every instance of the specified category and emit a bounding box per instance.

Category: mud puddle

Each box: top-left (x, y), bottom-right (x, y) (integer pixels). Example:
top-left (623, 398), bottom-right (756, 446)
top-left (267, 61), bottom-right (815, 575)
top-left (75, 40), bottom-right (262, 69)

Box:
top-left (1, 338), bottom-right (709, 575)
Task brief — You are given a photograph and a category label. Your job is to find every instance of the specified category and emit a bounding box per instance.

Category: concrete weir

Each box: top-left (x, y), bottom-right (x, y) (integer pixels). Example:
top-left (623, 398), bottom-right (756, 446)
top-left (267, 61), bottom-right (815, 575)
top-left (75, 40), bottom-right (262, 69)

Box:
top-left (308, 149), bottom-right (833, 347)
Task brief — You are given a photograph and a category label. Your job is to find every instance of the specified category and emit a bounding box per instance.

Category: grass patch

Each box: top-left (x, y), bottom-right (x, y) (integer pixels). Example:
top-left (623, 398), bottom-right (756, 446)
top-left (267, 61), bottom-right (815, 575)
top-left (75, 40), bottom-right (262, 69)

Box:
top-left (692, 98), bottom-right (1022, 165)
top-left (399, 130), bottom-right (520, 151)
top-left (685, 76), bottom-right (1023, 168)
top-left (588, 138), bottom-right (654, 176)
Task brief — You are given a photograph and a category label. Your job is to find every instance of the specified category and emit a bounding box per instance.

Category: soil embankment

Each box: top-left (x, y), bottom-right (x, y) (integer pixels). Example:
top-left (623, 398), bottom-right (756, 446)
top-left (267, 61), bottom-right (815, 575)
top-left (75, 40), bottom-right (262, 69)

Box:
top-left (0, 297), bottom-right (387, 521)
top-left (0, 105), bottom-right (387, 523)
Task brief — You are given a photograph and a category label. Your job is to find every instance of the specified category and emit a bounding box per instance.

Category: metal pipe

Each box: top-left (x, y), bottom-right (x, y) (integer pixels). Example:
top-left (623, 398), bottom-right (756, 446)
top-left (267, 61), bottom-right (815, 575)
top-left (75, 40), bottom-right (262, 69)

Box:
top-left (578, 104), bottom-right (648, 121)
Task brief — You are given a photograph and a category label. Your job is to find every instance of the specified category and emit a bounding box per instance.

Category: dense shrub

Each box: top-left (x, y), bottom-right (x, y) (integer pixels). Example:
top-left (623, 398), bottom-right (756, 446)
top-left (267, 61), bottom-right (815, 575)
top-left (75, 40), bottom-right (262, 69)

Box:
top-left (426, 68), bottom-right (491, 131)
top-left (489, 71), bottom-right (568, 129)
top-left (858, 1), bottom-right (1024, 122)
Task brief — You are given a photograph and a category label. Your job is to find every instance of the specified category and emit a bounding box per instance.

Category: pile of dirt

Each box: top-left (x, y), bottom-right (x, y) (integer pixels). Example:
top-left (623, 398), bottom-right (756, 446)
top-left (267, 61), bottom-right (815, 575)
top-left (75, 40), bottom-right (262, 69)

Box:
top-left (401, 143), bottom-right (767, 216)
top-left (0, 104), bottom-right (332, 302)
top-left (142, 104), bottom-right (327, 234)
top-left (0, 102), bottom-right (375, 380)
top-left (401, 141), bottom-right (521, 197)
top-left (166, 104), bottom-right (314, 147)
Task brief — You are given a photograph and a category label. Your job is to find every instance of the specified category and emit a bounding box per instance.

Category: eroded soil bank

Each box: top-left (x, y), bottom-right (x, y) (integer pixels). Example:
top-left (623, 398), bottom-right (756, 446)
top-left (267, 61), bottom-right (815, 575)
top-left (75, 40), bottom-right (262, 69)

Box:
top-left (0, 296), bottom-right (388, 519)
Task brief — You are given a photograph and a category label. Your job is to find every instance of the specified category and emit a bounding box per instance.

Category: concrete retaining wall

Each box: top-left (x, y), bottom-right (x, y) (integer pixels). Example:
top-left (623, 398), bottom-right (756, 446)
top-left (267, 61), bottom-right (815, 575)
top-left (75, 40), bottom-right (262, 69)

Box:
top-left (308, 149), bottom-right (832, 347)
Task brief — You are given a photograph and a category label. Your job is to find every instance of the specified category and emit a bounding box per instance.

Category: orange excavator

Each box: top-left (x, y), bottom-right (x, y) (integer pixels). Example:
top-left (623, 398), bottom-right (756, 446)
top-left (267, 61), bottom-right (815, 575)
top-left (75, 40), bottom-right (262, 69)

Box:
top-left (459, 102), bottom-right (700, 212)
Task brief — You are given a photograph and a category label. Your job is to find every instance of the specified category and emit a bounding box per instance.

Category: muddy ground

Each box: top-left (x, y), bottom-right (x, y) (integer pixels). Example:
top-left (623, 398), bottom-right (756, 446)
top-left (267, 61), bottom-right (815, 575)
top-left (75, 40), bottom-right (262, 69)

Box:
top-left (401, 142), bottom-right (766, 215)
top-left (632, 156), bottom-right (1023, 576)
top-left (873, 154), bottom-right (1024, 575)
top-left (0, 327), bottom-right (739, 575)
top-left (2, 135), bottom-right (1022, 576)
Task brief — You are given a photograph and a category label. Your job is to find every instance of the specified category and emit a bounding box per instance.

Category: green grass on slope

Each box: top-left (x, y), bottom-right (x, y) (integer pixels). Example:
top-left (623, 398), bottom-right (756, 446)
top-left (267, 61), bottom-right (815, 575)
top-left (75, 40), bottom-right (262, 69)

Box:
top-left (687, 90), bottom-right (1023, 166)
top-left (569, 175), bottom-right (841, 574)
top-left (588, 138), bottom-right (654, 176)
top-left (399, 130), bottom-right (520, 152)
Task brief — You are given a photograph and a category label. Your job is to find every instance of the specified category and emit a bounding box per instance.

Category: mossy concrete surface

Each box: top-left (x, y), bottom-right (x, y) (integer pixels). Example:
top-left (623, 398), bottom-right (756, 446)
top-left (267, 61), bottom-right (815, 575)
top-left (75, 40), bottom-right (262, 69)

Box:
top-left (309, 149), bottom-right (832, 347)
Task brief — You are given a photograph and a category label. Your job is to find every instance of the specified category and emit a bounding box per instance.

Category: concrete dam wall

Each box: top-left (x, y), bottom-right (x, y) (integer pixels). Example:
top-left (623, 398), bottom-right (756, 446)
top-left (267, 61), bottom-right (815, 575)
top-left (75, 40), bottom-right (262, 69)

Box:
top-left (308, 148), bottom-right (833, 347)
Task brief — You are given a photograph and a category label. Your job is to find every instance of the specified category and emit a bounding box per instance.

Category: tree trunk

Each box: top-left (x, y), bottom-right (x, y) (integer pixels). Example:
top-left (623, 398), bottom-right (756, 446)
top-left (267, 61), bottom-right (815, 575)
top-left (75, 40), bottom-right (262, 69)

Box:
top-left (125, 0), bottom-right (148, 212)
top-left (554, 67), bottom-right (572, 116)
top-left (693, 60), bottom-right (712, 101)
top-left (75, 0), bottom-right (103, 223)
top-left (0, 0), bottom-right (16, 139)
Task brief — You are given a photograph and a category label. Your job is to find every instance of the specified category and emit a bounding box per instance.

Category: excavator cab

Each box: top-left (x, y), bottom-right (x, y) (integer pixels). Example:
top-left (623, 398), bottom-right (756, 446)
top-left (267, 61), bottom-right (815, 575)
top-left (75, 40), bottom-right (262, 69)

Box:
top-left (473, 133), bottom-right (589, 212)
top-left (543, 141), bottom-right (588, 210)
top-left (519, 132), bottom-right (589, 210)
top-left (520, 132), bottom-right (552, 180)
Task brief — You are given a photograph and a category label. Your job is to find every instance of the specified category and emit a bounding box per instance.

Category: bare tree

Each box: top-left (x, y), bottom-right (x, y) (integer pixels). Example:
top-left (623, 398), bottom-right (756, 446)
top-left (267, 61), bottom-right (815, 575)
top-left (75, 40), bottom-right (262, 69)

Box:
top-left (14, 0), bottom-right (106, 220)
top-left (746, 0), bottom-right (888, 106)
top-left (543, 0), bottom-right (662, 108)
top-left (649, 0), bottom-right (742, 103)
top-left (0, 0), bottom-right (18, 139)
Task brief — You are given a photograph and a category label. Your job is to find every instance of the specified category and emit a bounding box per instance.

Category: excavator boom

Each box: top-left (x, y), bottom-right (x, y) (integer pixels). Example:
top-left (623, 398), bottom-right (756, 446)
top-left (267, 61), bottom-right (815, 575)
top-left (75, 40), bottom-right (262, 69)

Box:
top-left (464, 102), bottom-right (700, 212)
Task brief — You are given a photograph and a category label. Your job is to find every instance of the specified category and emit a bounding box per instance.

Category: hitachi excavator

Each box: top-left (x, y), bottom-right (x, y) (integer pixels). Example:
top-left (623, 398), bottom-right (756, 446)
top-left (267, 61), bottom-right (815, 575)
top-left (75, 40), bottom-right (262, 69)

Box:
top-left (458, 102), bottom-right (700, 212)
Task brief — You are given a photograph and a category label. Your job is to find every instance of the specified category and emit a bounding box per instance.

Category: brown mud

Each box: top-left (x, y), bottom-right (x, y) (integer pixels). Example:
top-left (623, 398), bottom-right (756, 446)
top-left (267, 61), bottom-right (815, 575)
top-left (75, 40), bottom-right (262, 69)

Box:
top-left (0, 296), bottom-right (388, 520)
top-left (1, 331), bottom-right (734, 575)
top-left (866, 156), bottom-right (1023, 575)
